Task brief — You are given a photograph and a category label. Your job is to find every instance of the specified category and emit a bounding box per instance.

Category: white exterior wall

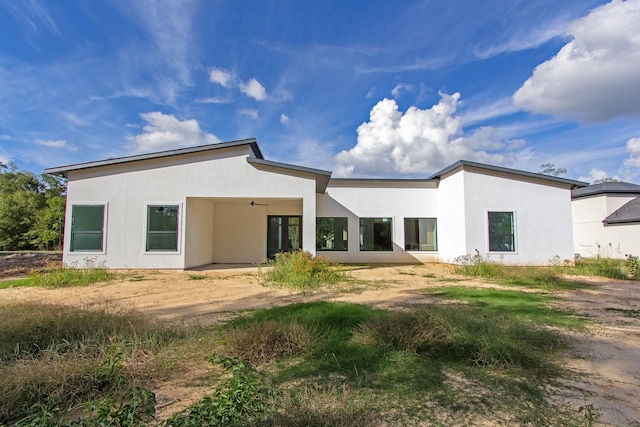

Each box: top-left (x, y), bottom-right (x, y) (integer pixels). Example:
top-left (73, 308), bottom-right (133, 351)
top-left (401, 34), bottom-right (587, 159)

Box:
top-left (436, 171), bottom-right (467, 263)
top-left (572, 195), bottom-right (640, 258)
top-left (461, 169), bottom-right (575, 265)
top-left (63, 146), bottom-right (317, 268)
top-left (316, 183), bottom-right (440, 263)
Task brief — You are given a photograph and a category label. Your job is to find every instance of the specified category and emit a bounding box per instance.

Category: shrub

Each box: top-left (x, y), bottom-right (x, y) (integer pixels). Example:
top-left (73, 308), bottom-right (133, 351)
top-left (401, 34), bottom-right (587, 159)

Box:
top-left (259, 250), bottom-right (348, 290)
top-left (627, 255), bottom-right (640, 280)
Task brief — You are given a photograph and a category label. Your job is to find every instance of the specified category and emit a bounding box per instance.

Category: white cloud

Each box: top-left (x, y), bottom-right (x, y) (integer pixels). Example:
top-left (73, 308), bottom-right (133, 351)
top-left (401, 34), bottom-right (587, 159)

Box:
top-left (209, 67), bottom-right (233, 87)
top-left (579, 168), bottom-right (619, 183)
top-left (194, 97), bottom-right (230, 104)
top-left (334, 93), bottom-right (520, 177)
top-left (391, 83), bottom-right (413, 98)
top-left (240, 78), bottom-right (267, 101)
top-left (35, 139), bottom-right (76, 150)
top-left (0, 134), bottom-right (10, 140)
top-left (240, 109), bottom-right (259, 120)
top-left (133, 112), bottom-right (219, 152)
top-left (280, 113), bottom-right (290, 124)
top-left (624, 137), bottom-right (640, 168)
top-left (514, 0), bottom-right (640, 122)
top-left (366, 87), bottom-right (376, 99)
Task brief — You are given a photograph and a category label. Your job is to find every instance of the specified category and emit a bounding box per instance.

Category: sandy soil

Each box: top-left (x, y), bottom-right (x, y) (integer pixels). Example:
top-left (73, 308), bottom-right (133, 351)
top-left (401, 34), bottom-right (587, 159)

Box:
top-left (0, 263), bottom-right (639, 425)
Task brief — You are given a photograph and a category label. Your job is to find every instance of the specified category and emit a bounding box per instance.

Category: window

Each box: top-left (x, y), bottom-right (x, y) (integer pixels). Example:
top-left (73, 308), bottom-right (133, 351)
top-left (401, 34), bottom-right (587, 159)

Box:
top-left (316, 217), bottom-right (348, 251)
top-left (359, 217), bottom-right (392, 251)
top-left (146, 205), bottom-right (179, 251)
top-left (488, 211), bottom-right (515, 252)
top-left (70, 205), bottom-right (105, 252)
top-left (404, 218), bottom-right (437, 251)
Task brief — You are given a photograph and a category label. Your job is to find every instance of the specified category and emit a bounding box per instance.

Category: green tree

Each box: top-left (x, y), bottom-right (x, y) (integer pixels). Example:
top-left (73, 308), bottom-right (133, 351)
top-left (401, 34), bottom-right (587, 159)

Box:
top-left (28, 176), bottom-right (66, 250)
top-left (0, 163), bottom-right (66, 250)
top-left (539, 163), bottom-right (567, 177)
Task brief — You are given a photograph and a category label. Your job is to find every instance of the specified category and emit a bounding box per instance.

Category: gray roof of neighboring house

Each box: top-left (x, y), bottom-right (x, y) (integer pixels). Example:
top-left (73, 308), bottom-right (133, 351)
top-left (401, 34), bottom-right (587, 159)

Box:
top-left (45, 138), bottom-right (263, 178)
top-left (571, 181), bottom-right (640, 199)
top-left (430, 160), bottom-right (588, 188)
top-left (603, 196), bottom-right (640, 225)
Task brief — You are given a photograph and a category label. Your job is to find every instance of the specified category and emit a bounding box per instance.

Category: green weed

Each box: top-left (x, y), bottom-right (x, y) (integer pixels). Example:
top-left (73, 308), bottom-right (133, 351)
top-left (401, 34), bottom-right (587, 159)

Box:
top-left (258, 250), bottom-right (348, 291)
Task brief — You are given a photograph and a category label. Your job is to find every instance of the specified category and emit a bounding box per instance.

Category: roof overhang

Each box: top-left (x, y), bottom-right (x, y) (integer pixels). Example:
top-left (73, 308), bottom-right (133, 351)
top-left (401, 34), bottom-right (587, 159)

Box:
top-left (246, 157), bottom-right (332, 194)
top-left (430, 160), bottom-right (588, 189)
top-left (45, 138), bottom-right (263, 178)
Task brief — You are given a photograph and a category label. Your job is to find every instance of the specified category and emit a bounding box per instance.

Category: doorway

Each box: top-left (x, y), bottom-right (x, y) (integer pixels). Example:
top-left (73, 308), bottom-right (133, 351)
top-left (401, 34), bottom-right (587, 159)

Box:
top-left (267, 215), bottom-right (302, 258)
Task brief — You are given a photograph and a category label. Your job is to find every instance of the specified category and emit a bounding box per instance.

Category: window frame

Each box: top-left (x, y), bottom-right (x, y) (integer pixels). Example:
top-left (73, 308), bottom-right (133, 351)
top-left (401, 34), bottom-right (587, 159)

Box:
top-left (69, 203), bottom-right (107, 253)
top-left (403, 217), bottom-right (438, 251)
top-left (487, 210), bottom-right (516, 253)
top-left (359, 217), bottom-right (393, 252)
top-left (144, 203), bottom-right (182, 253)
top-left (316, 217), bottom-right (349, 251)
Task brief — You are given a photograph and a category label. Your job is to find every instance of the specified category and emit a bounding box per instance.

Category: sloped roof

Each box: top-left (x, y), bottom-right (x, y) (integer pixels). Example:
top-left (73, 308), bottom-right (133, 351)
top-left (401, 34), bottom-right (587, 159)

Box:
top-left (246, 157), bottom-right (331, 193)
top-left (45, 138), bottom-right (263, 178)
top-left (571, 181), bottom-right (640, 199)
top-left (603, 196), bottom-right (640, 225)
top-left (430, 160), bottom-right (587, 188)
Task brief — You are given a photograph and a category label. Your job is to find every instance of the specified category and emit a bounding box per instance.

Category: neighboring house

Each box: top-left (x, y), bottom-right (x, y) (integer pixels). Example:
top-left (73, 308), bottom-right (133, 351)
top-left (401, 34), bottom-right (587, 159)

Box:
top-left (571, 182), bottom-right (640, 259)
top-left (45, 138), bottom-right (586, 269)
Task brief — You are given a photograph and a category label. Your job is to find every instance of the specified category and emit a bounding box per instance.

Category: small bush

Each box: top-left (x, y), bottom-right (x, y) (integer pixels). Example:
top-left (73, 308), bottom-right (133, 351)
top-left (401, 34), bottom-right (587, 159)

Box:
top-left (627, 255), bottom-right (640, 280)
top-left (259, 250), bottom-right (348, 290)
top-left (224, 320), bottom-right (316, 363)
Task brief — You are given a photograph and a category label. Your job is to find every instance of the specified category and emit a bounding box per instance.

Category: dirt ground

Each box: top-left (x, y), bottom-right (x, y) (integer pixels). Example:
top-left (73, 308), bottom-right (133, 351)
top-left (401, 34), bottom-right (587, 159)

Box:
top-left (0, 257), bottom-right (639, 425)
top-left (0, 252), bottom-right (62, 278)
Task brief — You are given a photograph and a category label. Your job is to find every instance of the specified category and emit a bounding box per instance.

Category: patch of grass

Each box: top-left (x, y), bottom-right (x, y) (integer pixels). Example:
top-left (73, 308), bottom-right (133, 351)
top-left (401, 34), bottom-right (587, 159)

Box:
top-left (259, 250), bottom-right (348, 291)
top-left (0, 303), bottom-right (184, 424)
top-left (453, 252), bottom-right (506, 279)
top-left (27, 262), bottom-right (118, 288)
top-left (423, 286), bottom-right (585, 328)
top-left (188, 274), bottom-right (207, 280)
top-left (0, 277), bottom-right (33, 289)
top-left (224, 320), bottom-right (316, 364)
top-left (212, 301), bottom-right (583, 425)
top-left (562, 258), bottom-right (628, 280)
top-left (453, 252), bottom-right (594, 291)
top-left (257, 384), bottom-right (380, 427)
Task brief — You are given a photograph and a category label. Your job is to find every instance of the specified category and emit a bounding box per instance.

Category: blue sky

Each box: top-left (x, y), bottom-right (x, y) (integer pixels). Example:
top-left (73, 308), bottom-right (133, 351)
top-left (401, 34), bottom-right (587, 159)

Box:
top-left (1, 0), bottom-right (640, 182)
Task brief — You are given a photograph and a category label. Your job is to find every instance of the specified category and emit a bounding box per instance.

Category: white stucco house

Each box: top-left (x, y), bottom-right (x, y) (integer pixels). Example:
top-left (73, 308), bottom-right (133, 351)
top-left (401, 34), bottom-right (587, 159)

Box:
top-left (571, 182), bottom-right (640, 259)
top-left (45, 138), bottom-right (586, 269)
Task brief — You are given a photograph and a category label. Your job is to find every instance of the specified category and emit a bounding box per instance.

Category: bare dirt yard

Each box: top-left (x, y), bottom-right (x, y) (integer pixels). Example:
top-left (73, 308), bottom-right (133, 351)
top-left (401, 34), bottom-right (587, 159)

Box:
top-left (1, 255), bottom-right (639, 425)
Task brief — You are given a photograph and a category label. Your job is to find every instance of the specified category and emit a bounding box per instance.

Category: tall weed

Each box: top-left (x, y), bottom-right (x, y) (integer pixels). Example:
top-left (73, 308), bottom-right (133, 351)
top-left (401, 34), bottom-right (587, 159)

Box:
top-left (259, 250), bottom-right (348, 290)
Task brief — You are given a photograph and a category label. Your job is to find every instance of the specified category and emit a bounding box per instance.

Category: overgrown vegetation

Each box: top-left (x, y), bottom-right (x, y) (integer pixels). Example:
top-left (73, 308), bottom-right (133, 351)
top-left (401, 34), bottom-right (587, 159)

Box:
top-left (0, 303), bottom-right (184, 425)
top-left (258, 250), bottom-right (348, 291)
top-left (0, 260), bottom-right (117, 289)
top-left (2, 255), bottom-right (612, 426)
top-left (453, 250), bottom-right (637, 286)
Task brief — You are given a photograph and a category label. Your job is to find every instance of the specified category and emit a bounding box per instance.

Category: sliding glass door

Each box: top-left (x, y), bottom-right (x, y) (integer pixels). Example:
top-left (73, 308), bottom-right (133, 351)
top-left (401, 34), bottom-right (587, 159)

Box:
top-left (267, 216), bottom-right (302, 258)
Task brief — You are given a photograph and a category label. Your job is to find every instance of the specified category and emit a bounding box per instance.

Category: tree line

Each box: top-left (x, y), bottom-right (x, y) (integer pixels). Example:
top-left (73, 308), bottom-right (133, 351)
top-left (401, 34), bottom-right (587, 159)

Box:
top-left (0, 162), bottom-right (66, 251)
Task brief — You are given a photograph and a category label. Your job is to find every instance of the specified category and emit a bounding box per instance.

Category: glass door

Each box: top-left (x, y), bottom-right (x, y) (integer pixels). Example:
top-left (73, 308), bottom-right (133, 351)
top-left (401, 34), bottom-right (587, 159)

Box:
top-left (267, 216), bottom-right (302, 258)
